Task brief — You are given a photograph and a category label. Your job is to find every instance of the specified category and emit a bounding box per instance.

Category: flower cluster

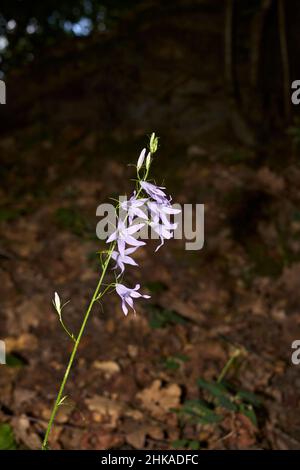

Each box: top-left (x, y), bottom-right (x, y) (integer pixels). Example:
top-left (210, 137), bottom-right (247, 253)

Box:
top-left (106, 135), bottom-right (181, 316)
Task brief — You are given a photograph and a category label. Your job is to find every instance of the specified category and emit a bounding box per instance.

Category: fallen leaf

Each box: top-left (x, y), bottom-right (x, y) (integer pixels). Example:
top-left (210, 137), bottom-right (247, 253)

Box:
top-left (85, 396), bottom-right (125, 428)
top-left (5, 334), bottom-right (38, 352)
top-left (92, 360), bottom-right (120, 377)
top-left (12, 415), bottom-right (41, 450)
top-left (136, 380), bottom-right (181, 418)
top-left (125, 423), bottom-right (164, 449)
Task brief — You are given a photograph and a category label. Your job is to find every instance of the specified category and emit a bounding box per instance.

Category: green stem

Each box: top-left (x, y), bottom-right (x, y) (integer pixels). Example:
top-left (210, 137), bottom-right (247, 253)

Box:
top-left (59, 317), bottom-right (76, 343)
top-left (42, 250), bottom-right (112, 449)
top-left (42, 161), bottom-right (152, 450)
top-left (217, 349), bottom-right (241, 384)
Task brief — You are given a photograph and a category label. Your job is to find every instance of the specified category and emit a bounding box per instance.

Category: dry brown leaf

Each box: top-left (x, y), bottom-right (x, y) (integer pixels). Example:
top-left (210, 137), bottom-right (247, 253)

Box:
top-left (85, 396), bottom-right (124, 427)
top-left (125, 423), bottom-right (164, 449)
top-left (5, 333), bottom-right (38, 352)
top-left (92, 360), bottom-right (120, 377)
top-left (85, 395), bottom-right (141, 428)
top-left (13, 388), bottom-right (36, 407)
top-left (12, 415), bottom-right (41, 450)
top-left (136, 380), bottom-right (181, 418)
top-left (126, 429), bottom-right (146, 449)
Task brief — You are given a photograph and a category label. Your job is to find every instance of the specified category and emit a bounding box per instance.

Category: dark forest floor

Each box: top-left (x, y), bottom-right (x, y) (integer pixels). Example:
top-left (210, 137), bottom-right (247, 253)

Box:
top-left (1, 4), bottom-right (300, 449)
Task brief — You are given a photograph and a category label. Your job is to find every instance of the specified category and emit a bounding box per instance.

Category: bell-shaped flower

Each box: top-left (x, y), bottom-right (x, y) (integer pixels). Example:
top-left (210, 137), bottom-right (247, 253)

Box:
top-left (150, 219), bottom-right (175, 252)
top-left (120, 192), bottom-right (148, 224)
top-left (106, 219), bottom-right (145, 256)
top-left (140, 181), bottom-right (171, 205)
top-left (116, 283), bottom-right (150, 316)
top-left (111, 246), bottom-right (138, 276)
top-left (148, 201), bottom-right (181, 228)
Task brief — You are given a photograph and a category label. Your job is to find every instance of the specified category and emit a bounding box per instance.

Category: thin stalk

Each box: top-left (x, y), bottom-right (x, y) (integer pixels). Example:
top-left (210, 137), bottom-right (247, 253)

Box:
top-left (42, 251), bottom-right (112, 449)
top-left (42, 154), bottom-right (153, 449)
top-left (217, 349), bottom-right (241, 384)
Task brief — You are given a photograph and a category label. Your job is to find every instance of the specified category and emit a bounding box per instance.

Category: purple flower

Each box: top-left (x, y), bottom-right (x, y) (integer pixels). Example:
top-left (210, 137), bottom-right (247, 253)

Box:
top-left (147, 201), bottom-right (180, 251)
top-left (140, 181), bottom-right (171, 205)
top-left (116, 283), bottom-right (150, 316)
top-left (150, 219), bottom-right (174, 251)
top-left (111, 246), bottom-right (138, 276)
top-left (106, 219), bottom-right (145, 256)
top-left (107, 143), bottom-right (181, 314)
top-left (148, 201), bottom-right (181, 228)
top-left (120, 193), bottom-right (148, 224)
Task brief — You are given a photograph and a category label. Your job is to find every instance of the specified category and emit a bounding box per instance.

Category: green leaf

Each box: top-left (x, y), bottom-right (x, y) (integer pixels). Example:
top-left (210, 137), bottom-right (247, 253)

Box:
top-left (164, 358), bottom-right (180, 370)
top-left (0, 424), bottom-right (16, 450)
top-left (6, 353), bottom-right (26, 367)
top-left (217, 395), bottom-right (238, 412)
top-left (197, 378), bottom-right (228, 397)
top-left (236, 390), bottom-right (261, 407)
top-left (148, 306), bottom-right (186, 329)
top-left (183, 399), bottom-right (214, 413)
top-left (181, 400), bottom-right (223, 424)
top-left (163, 354), bottom-right (189, 370)
top-left (171, 439), bottom-right (188, 449)
top-left (195, 413), bottom-right (223, 424)
top-left (188, 440), bottom-right (201, 450)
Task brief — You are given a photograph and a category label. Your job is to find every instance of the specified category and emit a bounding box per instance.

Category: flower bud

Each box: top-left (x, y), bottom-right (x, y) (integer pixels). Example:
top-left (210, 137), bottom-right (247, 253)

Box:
top-left (146, 152), bottom-right (151, 170)
top-left (53, 292), bottom-right (61, 315)
top-left (137, 148), bottom-right (146, 171)
top-left (149, 132), bottom-right (158, 154)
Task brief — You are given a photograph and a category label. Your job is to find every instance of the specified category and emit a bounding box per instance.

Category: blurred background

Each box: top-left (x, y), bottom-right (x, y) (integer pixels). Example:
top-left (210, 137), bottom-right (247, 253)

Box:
top-left (0, 0), bottom-right (300, 450)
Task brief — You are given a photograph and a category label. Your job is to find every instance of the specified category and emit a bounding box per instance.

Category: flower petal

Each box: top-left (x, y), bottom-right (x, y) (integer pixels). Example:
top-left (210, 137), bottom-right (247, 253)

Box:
top-left (106, 230), bottom-right (117, 243)
top-left (121, 300), bottom-right (128, 316)
top-left (125, 223), bottom-right (145, 235)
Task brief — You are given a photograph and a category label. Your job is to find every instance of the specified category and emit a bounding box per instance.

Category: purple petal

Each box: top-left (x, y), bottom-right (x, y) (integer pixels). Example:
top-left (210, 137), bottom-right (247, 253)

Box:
top-left (118, 239), bottom-right (126, 257)
top-left (116, 284), bottom-right (128, 296)
top-left (125, 223), bottom-right (145, 235)
top-left (130, 292), bottom-right (142, 298)
top-left (124, 246), bottom-right (139, 255)
top-left (125, 296), bottom-right (135, 312)
top-left (155, 237), bottom-right (165, 252)
top-left (121, 300), bottom-right (128, 316)
top-left (124, 235), bottom-right (146, 247)
top-left (122, 255), bottom-right (138, 266)
top-left (132, 208), bottom-right (148, 220)
top-left (106, 230), bottom-right (117, 243)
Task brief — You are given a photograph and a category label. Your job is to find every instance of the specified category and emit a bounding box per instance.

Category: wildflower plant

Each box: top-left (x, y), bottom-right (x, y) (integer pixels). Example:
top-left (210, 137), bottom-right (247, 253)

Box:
top-left (42, 133), bottom-right (181, 449)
